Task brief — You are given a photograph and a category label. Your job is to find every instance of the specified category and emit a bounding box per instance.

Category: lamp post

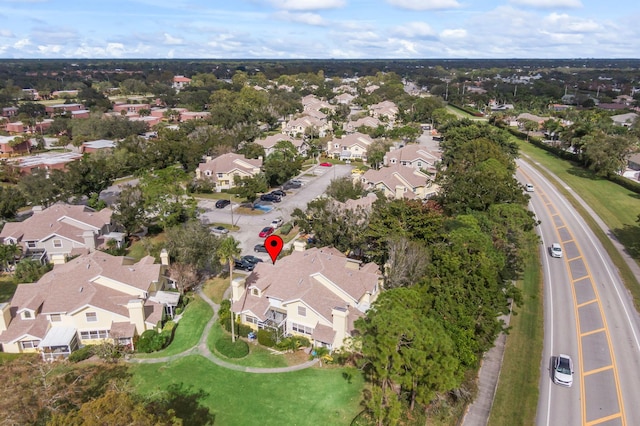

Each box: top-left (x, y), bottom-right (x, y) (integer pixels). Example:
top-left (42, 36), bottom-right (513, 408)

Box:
top-left (229, 193), bottom-right (234, 227)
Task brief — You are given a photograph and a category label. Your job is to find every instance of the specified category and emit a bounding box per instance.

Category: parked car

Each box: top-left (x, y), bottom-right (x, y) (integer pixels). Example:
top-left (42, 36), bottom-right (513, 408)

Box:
top-left (254, 244), bottom-right (268, 253)
top-left (525, 183), bottom-right (534, 192)
top-left (234, 258), bottom-right (255, 271)
top-left (270, 218), bottom-right (283, 228)
top-left (259, 226), bottom-right (275, 238)
top-left (282, 181), bottom-right (301, 190)
top-left (212, 226), bottom-right (229, 235)
top-left (241, 255), bottom-right (263, 265)
top-left (260, 194), bottom-right (281, 203)
top-left (215, 199), bottom-right (231, 208)
top-left (290, 179), bottom-right (304, 185)
top-left (549, 243), bottom-right (563, 258)
top-left (553, 354), bottom-right (574, 387)
top-left (270, 189), bottom-right (286, 197)
top-left (319, 162), bottom-right (332, 167)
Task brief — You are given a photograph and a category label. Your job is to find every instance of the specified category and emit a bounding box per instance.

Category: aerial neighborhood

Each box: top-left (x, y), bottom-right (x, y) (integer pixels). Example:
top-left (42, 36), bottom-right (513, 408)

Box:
top-left (1, 58), bottom-right (640, 424)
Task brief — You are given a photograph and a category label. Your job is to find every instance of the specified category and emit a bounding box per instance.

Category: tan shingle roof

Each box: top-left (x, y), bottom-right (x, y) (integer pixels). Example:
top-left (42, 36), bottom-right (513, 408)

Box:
top-left (197, 153), bottom-right (262, 175)
top-left (233, 248), bottom-right (380, 322)
top-left (362, 164), bottom-right (429, 195)
top-left (0, 203), bottom-right (112, 242)
top-left (0, 251), bottom-right (164, 345)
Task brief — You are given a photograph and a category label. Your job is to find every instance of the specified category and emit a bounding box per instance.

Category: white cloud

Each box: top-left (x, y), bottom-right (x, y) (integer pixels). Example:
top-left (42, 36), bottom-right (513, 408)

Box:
top-left (0, 29), bottom-right (13, 37)
top-left (37, 44), bottom-right (62, 55)
top-left (544, 13), bottom-right (600, 33)
top-left (392, 22), bottom-right (437, 39)
top-left (509, 0), bottom-right (582, 8)
top-left (267, 0), bottom-right (345, 11)
top-left (163, 33), bottom-right (183, 45)
top-left (273, 11), bottom-right (327, 26)
top-left (14, 38), bottom-right (31, 49)
top-left (440, 28), bottom-right (467, 39)
top-left (386, 0), bottom-right (460, 11)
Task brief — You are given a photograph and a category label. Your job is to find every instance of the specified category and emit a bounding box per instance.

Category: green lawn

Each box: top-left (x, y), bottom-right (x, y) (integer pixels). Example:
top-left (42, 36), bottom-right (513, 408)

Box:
top-left (135, 296), bottom-right (212, 359)
top-left (206, 322), bottom-right (290, 368)
top-left (203, 276), bottom-right (232, 304)
top-left (490, 246), bottom-right (543, 426)
top-left (130, 354), bottom-right (364, 426)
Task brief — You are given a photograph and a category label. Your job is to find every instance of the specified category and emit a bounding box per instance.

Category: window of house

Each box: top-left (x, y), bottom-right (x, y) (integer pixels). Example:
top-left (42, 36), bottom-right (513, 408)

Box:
top-left (53, 239), bottom-right (62, 248)
top-left (80, 330), bottom-right (109, 340)
top-left (217, 173), bottom-right (224, 178)
top-left (205, 170), bottom-right (212, 176)
top-left (245, 315), bottom-right (258, 325)
top-left (297, 306), bottom-right (307, 317)
top-left (50, 314), bottom-right (61, 322)
top-left (417, 162), bottom-right (422, 167)
top-left (391, 159), bottom-right (396, 163)
top-left (252, 288), bottom-right (259, 296)
top-left (291, 322), bottom-right (313, 335)
top-left (20, 340), bottom-right (40, 349)
top-left (27, 241), bottom-right (37, 248)
top-left (23, 310), bottom-right (32, 319)
top-left (85, 312), bottom-right (97, 322)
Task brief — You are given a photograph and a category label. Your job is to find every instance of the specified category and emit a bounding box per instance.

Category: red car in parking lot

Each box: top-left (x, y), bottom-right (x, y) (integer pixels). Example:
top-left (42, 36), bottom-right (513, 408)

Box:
top-left (319, 162), bottom-right (332, 167)
top-left (259, 226), bottom-right (275, 238)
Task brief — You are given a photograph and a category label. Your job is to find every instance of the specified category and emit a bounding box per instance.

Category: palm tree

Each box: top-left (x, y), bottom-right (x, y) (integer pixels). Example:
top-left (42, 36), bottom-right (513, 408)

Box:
top-left (216, 236), bottom-right (241, 342)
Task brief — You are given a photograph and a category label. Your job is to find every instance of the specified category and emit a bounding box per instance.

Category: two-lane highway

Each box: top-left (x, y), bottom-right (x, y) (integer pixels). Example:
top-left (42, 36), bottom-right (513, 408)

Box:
top-left (517, 160), bottom-right (640, 426)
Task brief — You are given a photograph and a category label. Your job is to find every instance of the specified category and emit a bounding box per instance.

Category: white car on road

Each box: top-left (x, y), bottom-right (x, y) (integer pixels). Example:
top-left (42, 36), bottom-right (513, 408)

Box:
top-left (549, 243), bottom-right (563, 258)
top-left (553, 354), bottom-right (574, 387)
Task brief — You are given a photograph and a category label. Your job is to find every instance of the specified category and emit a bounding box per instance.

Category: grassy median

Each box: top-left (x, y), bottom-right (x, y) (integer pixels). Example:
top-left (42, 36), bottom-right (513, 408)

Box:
top-left (490, 247), bottom-right (543, 425)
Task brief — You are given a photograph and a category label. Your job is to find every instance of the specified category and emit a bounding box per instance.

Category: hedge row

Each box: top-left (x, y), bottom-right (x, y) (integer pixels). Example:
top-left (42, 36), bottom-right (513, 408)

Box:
top-left (448, 103), bottom-right (485, 117)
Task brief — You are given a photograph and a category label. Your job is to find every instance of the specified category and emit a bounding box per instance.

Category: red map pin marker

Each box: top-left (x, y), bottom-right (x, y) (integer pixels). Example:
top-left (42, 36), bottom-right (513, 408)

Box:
top-left (264, 235), bottom-right (283, 264)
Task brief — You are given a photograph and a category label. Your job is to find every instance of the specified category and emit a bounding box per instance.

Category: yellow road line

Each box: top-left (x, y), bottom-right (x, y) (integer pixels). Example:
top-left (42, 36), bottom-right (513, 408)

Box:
top-left (580, 327), bottom-right (604, 337)
top-left (583, 365), bottom-right (613, 376)
top-left (521, 169), bottom-right (626, 426)
top-left (586, 413), bottom-right (622, 426)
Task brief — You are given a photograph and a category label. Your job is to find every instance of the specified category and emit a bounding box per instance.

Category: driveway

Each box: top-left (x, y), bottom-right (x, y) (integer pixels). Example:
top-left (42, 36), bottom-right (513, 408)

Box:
top-left (198, 164), bottom-right (353, 258)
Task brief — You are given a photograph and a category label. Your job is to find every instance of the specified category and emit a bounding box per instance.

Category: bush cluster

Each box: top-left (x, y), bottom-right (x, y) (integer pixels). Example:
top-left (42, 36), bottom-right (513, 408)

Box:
top-left (279, 223), bottom-right (293, 235)
top-left (276, 335), bottom-right (310, 351)
top-left (68, 345), bottom-right (94, 363)
top-left (136, 329), bottom-right (171, 353)
top-left (215, 335), bottom-right (249, 358)
top-left (257, 329), bottom-right (277, 347)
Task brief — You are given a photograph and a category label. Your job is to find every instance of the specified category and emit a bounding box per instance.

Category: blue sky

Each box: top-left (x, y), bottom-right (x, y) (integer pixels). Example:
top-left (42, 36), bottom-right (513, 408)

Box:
top-left (0, 0), bottom-right (638, 59)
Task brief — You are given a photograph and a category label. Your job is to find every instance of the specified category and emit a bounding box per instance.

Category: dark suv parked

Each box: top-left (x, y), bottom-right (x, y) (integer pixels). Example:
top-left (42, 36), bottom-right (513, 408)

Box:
top-left (270, 189), bottom-right (286, 197)
top-left (215, 199), bottom-right (231, 208)
top-left (234, 258), bottom-right (255, 271)
top-left (260, 193), bottom-right (281, 202)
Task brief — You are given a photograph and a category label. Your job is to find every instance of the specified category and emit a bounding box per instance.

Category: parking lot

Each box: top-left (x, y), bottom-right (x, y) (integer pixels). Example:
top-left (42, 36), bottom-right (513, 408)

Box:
top-left (198, 163), bottom-right (353, 259)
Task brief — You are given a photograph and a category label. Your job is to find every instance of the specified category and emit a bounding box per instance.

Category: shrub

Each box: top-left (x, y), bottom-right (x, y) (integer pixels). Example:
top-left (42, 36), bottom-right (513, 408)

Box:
top-left (136, 329), bottom-right (169, 353)
top-left (215, 335), bottom-right (249, 358)
top-left (276, 335), bottom-right (311, 351)
top-left (257, 329), bottom-right (277, 347)
top-left (163, 320), bottom-right (176, 333)
top-left (68, 345), bottom-right (94, 363)
top-left (280, 223), bottom-right (293, 235)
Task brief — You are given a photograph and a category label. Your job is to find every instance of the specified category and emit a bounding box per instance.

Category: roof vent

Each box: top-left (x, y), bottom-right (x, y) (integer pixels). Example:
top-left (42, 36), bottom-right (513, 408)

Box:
top-left (298, 278), bottom-right (303, 285)
top-left (86, 264), bottom-right (90, 269)
top-left (79, 287), bottom-right (83, 293)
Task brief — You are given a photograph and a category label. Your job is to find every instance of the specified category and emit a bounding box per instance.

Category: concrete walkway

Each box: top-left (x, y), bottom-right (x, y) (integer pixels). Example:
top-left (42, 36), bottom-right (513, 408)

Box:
top-left (128, 289), bottom-right (319, 373)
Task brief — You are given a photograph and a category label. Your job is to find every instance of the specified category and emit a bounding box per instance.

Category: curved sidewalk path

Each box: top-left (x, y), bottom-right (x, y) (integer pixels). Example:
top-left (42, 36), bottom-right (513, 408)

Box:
top-left (128, 288), bottom-right (319, 373)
